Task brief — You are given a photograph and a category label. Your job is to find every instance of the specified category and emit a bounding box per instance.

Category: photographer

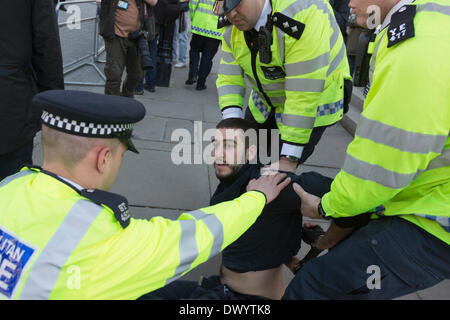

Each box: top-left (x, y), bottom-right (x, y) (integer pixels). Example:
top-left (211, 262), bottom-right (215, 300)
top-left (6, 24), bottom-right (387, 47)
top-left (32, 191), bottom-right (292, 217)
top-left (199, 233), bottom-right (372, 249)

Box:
top-left (99, 0), bottom-right (157, 98)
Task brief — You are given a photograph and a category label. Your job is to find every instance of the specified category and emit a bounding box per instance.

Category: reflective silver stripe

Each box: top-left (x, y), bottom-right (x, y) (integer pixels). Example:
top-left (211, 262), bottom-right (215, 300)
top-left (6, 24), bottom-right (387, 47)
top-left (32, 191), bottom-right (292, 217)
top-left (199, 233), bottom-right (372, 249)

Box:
top-left (282, 0), bottom-right (340, 48)
top-left (327, 43), bottom-right (346, 76)
top-left (219, 63), bottom-right (243, 76)
top-left (165, 220), bottom-right (198, 285)
top-left (369, 29), bottom-right (387, 85)
top-left (19, 199), bottom-right (103, 299)
top-left (342, 154), bottom-right (416, 189)
top-left (266, 95), bottom-right (286, 105)
top-left (247, 77), bottom-right (285, 92)
top-left (276, 113), bottom-right (316, 129)
top-left (426, 148), bottom-right (450, 171)
top-left (185, 210), bottom-right (224, 259)
top-left (356, 116), bottom-right (448, 154)
top-left (220, 51), bottom-right (235, 63)
top-left (199, 0), bottom-right (214, 5)
top-left (414, 214), bottom-right (450, 232)
top-left (417, 3), bottom-right (450, 15)
top-left (277, 28), bottom-right (285, 63)
top-left (285, 78), bottom-right (325, 92)
top-left (251, 90), bottom-right (271, 120)
top-left (196, 7), bottom-right (215, 15)
top-left (0, 170), bottom-right (34, 189)
top-left (218, 84), bottom-right (245, 96)
top-left (223, 26), bottom-right (232, 49)
top-left (285, 52), bottom-right (330, 76)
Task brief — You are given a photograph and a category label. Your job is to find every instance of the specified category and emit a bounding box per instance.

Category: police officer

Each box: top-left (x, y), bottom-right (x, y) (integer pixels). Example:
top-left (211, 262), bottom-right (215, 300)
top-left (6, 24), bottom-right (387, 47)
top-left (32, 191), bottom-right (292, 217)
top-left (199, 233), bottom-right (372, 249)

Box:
top-left (0, 90), bottom-right (291, 300)
top-left (214, 0), bottom-right (352, 173)
top-left (284, 0), bottom-right (450, 299)
top-left (186, 0), bottom-right (223, 90)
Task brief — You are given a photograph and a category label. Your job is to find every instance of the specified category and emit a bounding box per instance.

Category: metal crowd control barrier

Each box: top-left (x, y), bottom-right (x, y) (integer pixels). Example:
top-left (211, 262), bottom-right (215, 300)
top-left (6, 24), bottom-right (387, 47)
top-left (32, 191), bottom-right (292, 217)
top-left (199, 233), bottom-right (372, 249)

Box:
top-left (56, 0), bottom-right (106, 86)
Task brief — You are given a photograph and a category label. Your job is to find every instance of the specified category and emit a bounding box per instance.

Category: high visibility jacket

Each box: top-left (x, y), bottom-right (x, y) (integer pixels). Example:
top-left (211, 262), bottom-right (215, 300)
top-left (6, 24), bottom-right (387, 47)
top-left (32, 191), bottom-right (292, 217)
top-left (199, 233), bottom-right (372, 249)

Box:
top-left (189, 0), bottom-right (223, 40)
top-left (321, 0), bottom-right (450, 245)
top-left (216, 0), bottom-right (351, 146)
top-left (0, 167), bottom-right (266, 299)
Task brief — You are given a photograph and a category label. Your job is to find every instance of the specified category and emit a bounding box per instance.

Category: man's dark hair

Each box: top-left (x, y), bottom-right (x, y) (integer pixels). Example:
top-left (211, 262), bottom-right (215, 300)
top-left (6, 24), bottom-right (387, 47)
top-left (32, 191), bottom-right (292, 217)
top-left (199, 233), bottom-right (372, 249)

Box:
top-left (216, 118), bottom-right (257, 150)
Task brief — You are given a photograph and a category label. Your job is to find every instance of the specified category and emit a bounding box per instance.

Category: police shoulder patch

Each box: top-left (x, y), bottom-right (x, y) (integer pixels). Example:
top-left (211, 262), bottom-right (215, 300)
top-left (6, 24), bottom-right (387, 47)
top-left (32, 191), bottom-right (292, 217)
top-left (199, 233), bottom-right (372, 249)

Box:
top-left (80, 189), bottom-right (131, 229)
top-left (271, 12), bottom-right (305, 40)
top-left (387, 4), bottom-right (416, 48)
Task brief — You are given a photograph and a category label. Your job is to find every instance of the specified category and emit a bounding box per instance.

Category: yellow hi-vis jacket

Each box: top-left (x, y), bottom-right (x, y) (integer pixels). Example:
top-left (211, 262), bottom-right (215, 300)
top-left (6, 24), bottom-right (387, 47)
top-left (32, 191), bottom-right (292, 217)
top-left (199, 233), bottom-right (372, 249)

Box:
top-left (321, 0), bottom-right (450, 245)
top-left (0, 167), bottom-right (266, 299)
top-left (216, 0), bottom-right (351, 146)
top-left (189, 0), bottom-right (223, 40)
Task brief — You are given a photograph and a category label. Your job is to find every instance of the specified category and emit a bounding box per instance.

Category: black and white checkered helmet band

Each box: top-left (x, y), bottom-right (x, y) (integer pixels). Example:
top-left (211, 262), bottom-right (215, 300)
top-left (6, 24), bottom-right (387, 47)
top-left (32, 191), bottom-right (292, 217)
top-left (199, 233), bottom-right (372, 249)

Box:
top-left (41, 111), bottom-right (133, 137)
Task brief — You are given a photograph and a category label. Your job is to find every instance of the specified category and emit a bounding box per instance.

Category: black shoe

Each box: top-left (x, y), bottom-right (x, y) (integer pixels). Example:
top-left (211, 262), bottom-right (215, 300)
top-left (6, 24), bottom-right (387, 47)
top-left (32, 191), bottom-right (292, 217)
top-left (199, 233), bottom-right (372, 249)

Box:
top-left (135, 88), bottom-right (144, 95)
top-left (196, 84), bottom-right (207, 91)
top-left (144, 84), bottom-right (155, 92)
top-left (185, 79), bottom-right (197, 85)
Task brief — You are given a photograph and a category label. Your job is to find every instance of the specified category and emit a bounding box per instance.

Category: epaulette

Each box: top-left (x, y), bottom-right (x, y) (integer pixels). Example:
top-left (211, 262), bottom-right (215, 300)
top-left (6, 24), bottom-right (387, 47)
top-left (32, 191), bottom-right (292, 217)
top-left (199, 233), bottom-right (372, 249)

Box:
top-left (218, 15), bottom-right (232, 29)
top-left (387, 4), bottom-right (416, 48)
top-left (80, 189), bottom-right (131, 229)
top-left (271, 12), bottom-right (305, 40)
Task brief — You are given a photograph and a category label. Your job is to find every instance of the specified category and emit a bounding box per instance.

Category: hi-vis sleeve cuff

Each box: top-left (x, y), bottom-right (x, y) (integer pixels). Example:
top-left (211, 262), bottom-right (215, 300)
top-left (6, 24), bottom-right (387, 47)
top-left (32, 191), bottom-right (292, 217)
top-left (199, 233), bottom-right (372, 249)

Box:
top-left (222, 107), bottom-right (244, 119)
top-left (280, 143), bottom-right (304, 158)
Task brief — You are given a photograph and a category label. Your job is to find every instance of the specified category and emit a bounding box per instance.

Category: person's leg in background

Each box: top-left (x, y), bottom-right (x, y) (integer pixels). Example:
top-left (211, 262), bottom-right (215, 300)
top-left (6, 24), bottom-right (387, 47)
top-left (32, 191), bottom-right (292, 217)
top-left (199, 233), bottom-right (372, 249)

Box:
top-left (172, 16), bottom-right (180, 63)
top-left (144, 37), bottom-right (158, 92)
top-left (196, 36), bottom-right (220, 90)
top-left (186, 34), bottom-right (202, 84)
top-left (175, 11), bottom-right (189, 68)
top-left (104, 36), bottom-right (127, 96)
top-left (0, 139), bottom-right (34, 181)
top-left (121, 38), bottom-right (144, 98)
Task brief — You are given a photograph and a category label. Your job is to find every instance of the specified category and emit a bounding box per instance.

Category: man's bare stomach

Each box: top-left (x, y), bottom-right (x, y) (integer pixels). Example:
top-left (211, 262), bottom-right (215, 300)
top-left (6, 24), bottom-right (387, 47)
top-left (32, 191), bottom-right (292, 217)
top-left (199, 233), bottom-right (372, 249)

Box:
top-left (220, 265), bottom-right (285, 300)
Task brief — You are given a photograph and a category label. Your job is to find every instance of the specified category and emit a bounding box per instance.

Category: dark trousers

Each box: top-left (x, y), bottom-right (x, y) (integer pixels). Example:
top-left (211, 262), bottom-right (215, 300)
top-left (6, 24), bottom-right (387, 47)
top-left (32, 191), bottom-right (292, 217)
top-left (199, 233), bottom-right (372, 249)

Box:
top-left (283, 217), bottom-right (450, 300)
top-left (139, 275), bottom-right (268, 300)
top-left (244, 107), bottom-right (328, 164)
top-left (188, 34), bottom-right (221, 87)
top-left (104, 36), bottom-right (143, 98)
top-left (0, 139), bottom-right (33, 182)
top-left (136, 37), bottom-right (159, 90)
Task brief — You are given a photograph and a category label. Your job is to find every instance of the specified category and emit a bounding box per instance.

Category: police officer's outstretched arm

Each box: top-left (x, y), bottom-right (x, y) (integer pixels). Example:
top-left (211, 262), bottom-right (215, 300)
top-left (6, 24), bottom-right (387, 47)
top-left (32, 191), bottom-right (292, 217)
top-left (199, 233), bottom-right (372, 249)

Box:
top-left (91, 173), bottom-right (290, 299)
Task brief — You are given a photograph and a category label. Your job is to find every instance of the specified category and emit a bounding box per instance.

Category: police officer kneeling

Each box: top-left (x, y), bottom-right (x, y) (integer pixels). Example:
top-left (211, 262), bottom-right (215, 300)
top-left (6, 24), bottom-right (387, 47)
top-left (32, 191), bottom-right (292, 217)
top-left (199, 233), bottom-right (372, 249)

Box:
top-left (0, 90), bottom-right (290, 300)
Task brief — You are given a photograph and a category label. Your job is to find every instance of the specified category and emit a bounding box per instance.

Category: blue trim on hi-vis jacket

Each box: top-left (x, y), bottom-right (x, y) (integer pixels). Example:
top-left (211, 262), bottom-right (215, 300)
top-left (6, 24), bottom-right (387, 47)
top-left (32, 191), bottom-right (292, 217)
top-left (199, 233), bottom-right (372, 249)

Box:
top-left (192, 25), bottom-right (222, 38)
top-left (0, 226), bottom-right (38, 299)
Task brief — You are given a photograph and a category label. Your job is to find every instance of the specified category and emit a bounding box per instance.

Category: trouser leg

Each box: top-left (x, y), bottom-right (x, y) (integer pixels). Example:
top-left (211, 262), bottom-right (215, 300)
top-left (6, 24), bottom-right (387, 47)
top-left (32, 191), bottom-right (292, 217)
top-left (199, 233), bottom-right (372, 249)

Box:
top-left (197, 37), bottom-right (220, 87)
top-left (122, 38), bottom-right (143, 98)
top-left (188, 34), bottom-right (202, 81)
top-left (104, 36), bottom-right (127, 96)
top-left (283, 217), bottom-right (450, 300)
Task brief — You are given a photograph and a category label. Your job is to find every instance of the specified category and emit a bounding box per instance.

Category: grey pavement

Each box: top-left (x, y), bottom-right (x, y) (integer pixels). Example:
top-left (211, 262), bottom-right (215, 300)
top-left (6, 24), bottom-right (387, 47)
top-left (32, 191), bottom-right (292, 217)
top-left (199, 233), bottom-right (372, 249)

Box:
top-left (31, 5), bottom-right (449, 299)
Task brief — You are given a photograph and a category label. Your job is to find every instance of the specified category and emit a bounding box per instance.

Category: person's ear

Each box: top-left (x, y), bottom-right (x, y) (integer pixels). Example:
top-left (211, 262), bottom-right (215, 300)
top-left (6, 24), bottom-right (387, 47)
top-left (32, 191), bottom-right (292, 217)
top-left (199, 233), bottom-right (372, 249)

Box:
top-left (96, 146), bottom-right (112, 174)
top-left (247, 144), bottom-right (258, 163)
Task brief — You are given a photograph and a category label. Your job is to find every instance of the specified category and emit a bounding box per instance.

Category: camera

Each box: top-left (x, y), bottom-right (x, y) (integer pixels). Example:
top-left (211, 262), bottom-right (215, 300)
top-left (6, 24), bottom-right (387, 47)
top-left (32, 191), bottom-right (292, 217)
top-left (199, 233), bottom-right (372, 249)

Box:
top-left (128, 29), bottom-right (153, 70)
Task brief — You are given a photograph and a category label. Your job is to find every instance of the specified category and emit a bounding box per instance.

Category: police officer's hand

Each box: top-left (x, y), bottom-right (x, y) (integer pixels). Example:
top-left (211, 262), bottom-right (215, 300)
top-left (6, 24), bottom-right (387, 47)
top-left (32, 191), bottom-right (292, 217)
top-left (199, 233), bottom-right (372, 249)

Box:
top-left (293, 183), bottom-right (321, 219)
top-left (246, 172), bottom-right (291, 205)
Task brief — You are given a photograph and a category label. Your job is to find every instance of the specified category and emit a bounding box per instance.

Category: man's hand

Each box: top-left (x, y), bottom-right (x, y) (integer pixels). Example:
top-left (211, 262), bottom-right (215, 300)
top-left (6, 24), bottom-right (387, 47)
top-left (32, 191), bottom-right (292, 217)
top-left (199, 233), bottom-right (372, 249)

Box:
top-left (293, 183), bottom-right (321, 219)
top-left (247, 173), bottom-right (291, 204)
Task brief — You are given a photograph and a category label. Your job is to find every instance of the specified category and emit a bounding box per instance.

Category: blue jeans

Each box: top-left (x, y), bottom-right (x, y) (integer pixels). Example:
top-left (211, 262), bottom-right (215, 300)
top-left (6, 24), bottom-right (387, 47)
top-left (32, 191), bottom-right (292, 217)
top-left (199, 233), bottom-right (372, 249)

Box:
top-left (283, 216), bottom-right (450, 300)
top-left (172, 11), bottom-right (188, 64)
top-left (136, 37), bottom-right (158, 90)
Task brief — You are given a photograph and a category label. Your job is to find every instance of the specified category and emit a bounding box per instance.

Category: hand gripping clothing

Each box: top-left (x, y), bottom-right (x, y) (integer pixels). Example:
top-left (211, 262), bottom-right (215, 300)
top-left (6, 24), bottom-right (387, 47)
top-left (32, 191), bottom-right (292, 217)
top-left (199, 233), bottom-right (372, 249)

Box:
top-left (321, 0), bottom-right (450, 245)
top-left (0, 167), bottom-right (266, 299)
top-left (216, 0), bottom-right (352, 147)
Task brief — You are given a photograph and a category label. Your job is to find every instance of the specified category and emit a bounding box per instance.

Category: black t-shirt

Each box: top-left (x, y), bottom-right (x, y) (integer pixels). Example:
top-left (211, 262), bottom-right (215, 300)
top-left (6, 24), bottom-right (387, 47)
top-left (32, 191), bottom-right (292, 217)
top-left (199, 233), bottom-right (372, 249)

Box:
top-left (210, 164), bottom-right (333, 273)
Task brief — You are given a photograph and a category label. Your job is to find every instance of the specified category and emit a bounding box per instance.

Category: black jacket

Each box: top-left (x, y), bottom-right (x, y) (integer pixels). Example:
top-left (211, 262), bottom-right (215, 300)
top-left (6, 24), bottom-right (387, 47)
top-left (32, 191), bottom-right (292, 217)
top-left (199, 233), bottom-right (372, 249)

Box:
top-left (0, 0), bottom-right (64, 155)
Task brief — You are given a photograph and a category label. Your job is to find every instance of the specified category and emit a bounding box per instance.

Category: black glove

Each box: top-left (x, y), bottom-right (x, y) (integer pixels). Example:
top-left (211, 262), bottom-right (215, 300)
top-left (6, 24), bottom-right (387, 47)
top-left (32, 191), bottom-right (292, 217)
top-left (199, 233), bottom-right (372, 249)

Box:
top-left (301, 224), bottom-right (325, 245)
